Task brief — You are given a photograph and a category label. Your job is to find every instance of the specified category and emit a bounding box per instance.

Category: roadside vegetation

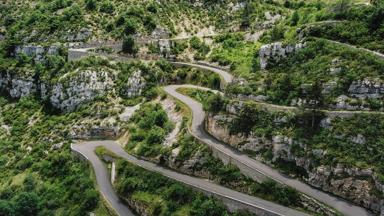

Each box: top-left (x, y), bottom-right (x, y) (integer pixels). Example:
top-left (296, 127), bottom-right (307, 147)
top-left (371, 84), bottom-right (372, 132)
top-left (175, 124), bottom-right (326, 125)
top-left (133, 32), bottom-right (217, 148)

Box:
top-left (123, 93), bottom-right (306, 210)
top-left (0, 96), bottom-right (121, 215)
top-left (114, 159), bottom-right (255, 216)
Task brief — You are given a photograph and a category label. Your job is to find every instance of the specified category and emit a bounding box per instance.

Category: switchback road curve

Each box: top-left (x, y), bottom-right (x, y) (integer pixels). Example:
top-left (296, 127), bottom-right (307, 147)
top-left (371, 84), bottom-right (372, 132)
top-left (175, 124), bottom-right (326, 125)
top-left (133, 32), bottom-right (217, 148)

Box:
top-left (72, 141), bottom-right (309, 216)
top-left (68, 47), bottom-right (371, 216)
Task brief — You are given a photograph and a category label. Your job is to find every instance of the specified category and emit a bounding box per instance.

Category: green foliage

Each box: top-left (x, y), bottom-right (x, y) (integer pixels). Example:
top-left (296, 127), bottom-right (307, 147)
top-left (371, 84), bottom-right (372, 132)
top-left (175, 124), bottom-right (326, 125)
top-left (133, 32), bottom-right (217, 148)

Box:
top-left (290, 11), bottom-right (300, 26)
top-left (205, 93), bottom-right (226, 113)
top-left (123, 19), bottom-right (138, 35)
top-left (85, 0), bottom-right (97, 11)
top-left (239, 39), bottom-right (384, 110)
top-left (190, 37), bottom-right (210, 60)
top-left (126, 103), bottom-right (173, 157)
top-left (0, 94), bottom-right (117, 215)
top-left (99, 0), bottom-right (115, 14)
top-left (171, 41), bottom-right (188, 55)
top-left (114, 159), bottom-right (248, 216)
top-left (122, 36), bottom-right (138, 55)
top-left (251, 180), bottom-right (300, 206)
top-left (13, 192), bottom-right (39, 216)
top-left (209, 33), bottom-right (260, 75)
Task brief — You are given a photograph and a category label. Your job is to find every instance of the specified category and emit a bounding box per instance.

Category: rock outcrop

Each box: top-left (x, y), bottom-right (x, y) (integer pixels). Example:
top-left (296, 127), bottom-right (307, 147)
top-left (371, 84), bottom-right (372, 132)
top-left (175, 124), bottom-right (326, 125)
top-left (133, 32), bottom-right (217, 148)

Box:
top-left (205, 113), bottom-right (384, 214)
top-left (15, 44), bottom-right (60, 62)
top-left (0, 67), bottom-right (146, 112)
top-left (50, 70), bottom-right (115, 112)
top-left (348, 79), bottom-right (384, 99)
top-left (70, 115), bottom-right (121, 140)
top-left (259, 42), bottom-right (305, 69)
top-left (262, 12), bottom-right (281, 28)
top-left (64, 27), bottom-right (92, 42)
top-left (120, 70), bottom-right (146, 98)
top-left (0, 72), bottom-right (36, 98)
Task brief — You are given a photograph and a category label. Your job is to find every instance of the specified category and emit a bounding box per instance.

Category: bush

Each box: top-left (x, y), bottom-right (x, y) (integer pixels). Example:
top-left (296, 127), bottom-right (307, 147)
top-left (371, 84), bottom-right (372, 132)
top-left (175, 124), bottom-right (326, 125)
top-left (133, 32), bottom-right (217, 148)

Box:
top-left (205, 94), bottom-right (226, 113)
top-left (124, 19), bottom-right (137, 35)
top-left (122, 36), bottom-right (138, 55)
top-left (85, 0), bottom-right (97, 10)
top-left (99, 0), bottom-right (114, 14)
top-left (13, 192), bottom-right (39, 216)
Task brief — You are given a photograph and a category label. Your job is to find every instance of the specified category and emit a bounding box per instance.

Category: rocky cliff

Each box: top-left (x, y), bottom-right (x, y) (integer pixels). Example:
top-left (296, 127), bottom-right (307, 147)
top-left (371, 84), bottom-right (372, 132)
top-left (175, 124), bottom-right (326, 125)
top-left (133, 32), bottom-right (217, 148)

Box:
top-left (0, 67), bottom-right (146, 112)
top-left (205, 113), bottom-right (384, 214)
top-left (15, 44), bottom-right (61, 62)
top-left (348, 78), bottom-right (384, 99)
top-left (50, 69), bottom-right (115, 112)
top-left (259, 42), bottom-right (305, 69)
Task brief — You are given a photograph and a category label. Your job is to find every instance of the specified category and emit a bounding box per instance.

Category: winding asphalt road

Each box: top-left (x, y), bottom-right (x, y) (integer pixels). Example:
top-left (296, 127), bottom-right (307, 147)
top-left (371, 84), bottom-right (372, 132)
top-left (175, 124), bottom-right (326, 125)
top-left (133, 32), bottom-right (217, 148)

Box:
top-left (72, 142), bottom-right (135, 216)
top-left (69, 46), bottom-right (373, 215)
top-left (72, 141), bottom-right (309, 216)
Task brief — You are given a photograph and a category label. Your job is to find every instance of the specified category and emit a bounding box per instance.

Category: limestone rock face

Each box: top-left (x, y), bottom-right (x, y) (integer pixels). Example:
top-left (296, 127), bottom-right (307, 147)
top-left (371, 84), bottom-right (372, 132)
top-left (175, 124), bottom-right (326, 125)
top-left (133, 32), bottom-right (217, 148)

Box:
top-left (121, 70), bottom-right (146, 98)
top-left (348, 79), bottom-right (384, 99)
top-left (332, 95), bottom-right (370, 111)
top-left (10, 78), bottom-right (35, 98)
top-left (262, 12), bottom-right (281, 28)
top-left (15, 45), bottom-right (60, 62)
top-left (0, 72), bottom-right (36, 99)
top-left (205, 113), bottom-right (384, 214)
top-left (151, 27), bottom-right (170, 39)
top-left (159, 40), bottom-right (171, 57)
top-left (65, 27), bottom-right (92, 42)
top-left (259, 42), bottom-right (305, 69)
top-left (308, 165), bottom-right (381, 212)
top-left (1, 67), bottom-right (146, 112)
top-left (50, 70), bottom-right (115, 112)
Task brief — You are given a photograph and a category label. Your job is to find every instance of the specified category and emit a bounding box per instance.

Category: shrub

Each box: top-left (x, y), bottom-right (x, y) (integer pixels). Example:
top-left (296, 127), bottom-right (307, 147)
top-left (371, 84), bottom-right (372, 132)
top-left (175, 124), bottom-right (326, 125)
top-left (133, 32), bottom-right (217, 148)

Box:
top-left (85, 0), bottom-right (97, 10)
top-left (122, 36), bottom-right (138, 55)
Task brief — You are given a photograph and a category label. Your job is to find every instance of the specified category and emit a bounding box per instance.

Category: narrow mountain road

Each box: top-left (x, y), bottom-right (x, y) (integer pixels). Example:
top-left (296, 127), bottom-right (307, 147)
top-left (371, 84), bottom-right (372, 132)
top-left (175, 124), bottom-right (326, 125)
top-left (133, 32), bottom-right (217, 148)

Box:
top-left (72, 143), bottom-right (135, 216)
top-left (163, 84), bottom-right (371, 216)
top-left (319, 38), bottom-right (384, 59)
top-left (72, 141), bottom-right (309, 216)
top-left (171, 61), bottom-right (234, 84)
top-left (69, 46), bottom-right (372, 216)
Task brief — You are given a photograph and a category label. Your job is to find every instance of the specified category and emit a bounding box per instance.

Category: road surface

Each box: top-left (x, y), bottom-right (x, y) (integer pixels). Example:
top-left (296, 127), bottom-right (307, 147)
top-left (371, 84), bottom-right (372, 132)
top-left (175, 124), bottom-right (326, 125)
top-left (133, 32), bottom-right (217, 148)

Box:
top-left (72, 141), bottom-right (309, 216)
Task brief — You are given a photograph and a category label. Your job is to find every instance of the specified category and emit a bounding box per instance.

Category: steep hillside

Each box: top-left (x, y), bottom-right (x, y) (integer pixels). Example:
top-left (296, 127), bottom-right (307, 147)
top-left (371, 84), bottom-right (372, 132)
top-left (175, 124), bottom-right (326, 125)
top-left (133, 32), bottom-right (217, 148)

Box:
top-left (0, 0), bottom-right (383, 215)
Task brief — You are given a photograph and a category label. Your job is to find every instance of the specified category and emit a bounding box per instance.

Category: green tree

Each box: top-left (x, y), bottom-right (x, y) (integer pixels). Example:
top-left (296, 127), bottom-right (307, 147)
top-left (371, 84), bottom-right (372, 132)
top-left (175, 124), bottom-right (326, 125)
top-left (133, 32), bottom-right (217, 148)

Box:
top-left (124, 19), bottom-right (137, 35)
top-left (191, 197), bottom-right (226, 216)
top-left (23, 174), bottom-right (36, 191)
top-left (369, 4), bottom-right (384, 31)
top-left (82, 190), bottom-right (99, 211)
top-left (13, 192), bottom-right (39, 216)
top-left (85, 0), bottom-right (97, 10)
top-left (122, 36), bottom-right (138, 55)
top-left (333, 0), bottom-right (351, 19)
top-left (0, 200), bottom-right (14, 216)
top-left (205, 94), bottom-right (225, 113)
top-left (290, 11), bottom-right (300, 26)
top-left (99, 0), bottom-right (114, 14)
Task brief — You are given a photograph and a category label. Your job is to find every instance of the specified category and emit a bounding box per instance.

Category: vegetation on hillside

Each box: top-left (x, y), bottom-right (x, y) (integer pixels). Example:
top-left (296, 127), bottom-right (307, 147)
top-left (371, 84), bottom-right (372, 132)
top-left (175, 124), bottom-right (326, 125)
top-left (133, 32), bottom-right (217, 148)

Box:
top-left (114, 159), bottom-right (255, 216)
